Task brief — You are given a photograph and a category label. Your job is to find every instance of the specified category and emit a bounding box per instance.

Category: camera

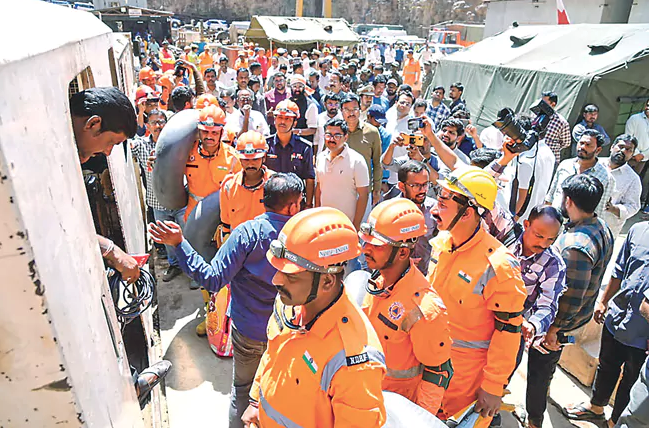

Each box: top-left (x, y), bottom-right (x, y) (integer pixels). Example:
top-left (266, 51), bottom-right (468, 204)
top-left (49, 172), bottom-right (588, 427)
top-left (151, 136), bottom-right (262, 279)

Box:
top-left (400, 132), bottom-right (425, 147)
top-left (492, 99), bottom-right (555, 153)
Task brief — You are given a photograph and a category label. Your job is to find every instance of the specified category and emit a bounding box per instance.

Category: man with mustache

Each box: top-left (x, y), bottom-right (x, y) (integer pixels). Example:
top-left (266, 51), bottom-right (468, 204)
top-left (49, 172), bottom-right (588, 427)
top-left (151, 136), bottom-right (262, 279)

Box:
top-left (599, 134), bottom-right (641, 237)
top-left (426, 166), bottom-right (526, 427)
top-left (289, 74), bottom-right (318, 144)
top-left (149, 173), bottom-right (304, 428)
top-left (315, 92), bottom-right (343, 154)
top-left (508, 206), bottom-right (566, 394)
top-left (241, 207), bottom-right (387, 428)
top-left (358, 198), bottom-right (452, 416)
top-left (219, 131), bottom-right (274, 243)
top-left (572, 104), bottom-right (611, 147)
top-left (546, 129), bottom-right (615, 222)
top-left (263, 72), bottom-right (290, 132)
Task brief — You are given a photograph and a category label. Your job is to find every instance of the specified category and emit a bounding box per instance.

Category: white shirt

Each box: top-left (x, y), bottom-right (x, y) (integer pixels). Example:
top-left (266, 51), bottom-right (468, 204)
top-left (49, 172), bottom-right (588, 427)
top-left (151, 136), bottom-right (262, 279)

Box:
top-left (303, 101), bottom-right (319, 130)
top-left (599, 159), bottom-right (642, 236)
top-left (278, 56), bottom-right (289, 67)
top-left (315, 111), bottom-right (343, 154)
top-left (225, 108), bottom-right (270, 136)
top-left (316, 144), bottom-right (370, 222)
top-left (502, 141), bottom-right (556, 223)
top-left (480, 126), bottom-right (505, 150)
top-left (318, 72), bottom-right (331, 92)
top-left (217, 67), bottom-right (237, 88)
top-left (384, 48), bottom-right (395, 64)
top-left (386, 113), bottom-right (410, 185)
top-left (625, 111), bottom-right (649, 161)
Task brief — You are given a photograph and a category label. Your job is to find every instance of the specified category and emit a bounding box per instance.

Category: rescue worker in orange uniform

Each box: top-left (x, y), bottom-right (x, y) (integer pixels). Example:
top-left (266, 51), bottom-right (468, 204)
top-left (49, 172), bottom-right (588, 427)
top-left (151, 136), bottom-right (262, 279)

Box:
top-left (358, 198), bottom-right (453, 417)
top-left (139, 66), bottom-right (158, 91)
top-left (426, 166), bottom-right (526, 427)
top-left (219, 130), bottom-right (274, 244)
top-left (241, 207), bottom-right (387, 428)
top-left (195, 93), bottom-right (219, 110)
top-left (185, 105), bottom-right (241, 223)
top-left (401, 49), bottom-right (421, 93)
top-left (198, 47), bottom-right (214, 74)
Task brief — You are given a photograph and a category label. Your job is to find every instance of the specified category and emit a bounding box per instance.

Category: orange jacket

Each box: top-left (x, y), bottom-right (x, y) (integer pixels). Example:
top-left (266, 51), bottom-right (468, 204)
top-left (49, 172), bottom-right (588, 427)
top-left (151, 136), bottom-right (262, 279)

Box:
top-left (361, 261), bottom-right (452, 416)
top-left (235, 58), bottom-right (248, 70)
top-left (198, 51), bottom-right (214, 74)
top-left (184, 140), bottom-right (241, 220)
top-left (426, 227), bottom-right (526, 400)
top-left (401, 59), bottom-right (421, 87)
top-left (220, 167), bottom-right (274, 232)
top-left (250, 291), bottom-right (387, 428)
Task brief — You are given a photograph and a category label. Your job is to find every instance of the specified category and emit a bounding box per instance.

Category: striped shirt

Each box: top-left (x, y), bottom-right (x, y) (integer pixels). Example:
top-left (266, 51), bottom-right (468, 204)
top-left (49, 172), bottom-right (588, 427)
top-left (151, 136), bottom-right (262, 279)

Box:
top-left (511, 236), bottom-right (567, 336)
top-left (552, 215), bottom-right (614, 332)
top-left (131, 136), bottom-right (165, 211)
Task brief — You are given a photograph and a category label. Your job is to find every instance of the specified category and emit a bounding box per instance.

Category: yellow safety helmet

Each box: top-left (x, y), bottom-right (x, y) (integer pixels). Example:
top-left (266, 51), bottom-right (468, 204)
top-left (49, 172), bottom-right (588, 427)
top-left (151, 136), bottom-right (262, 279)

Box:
top-left (437, 166), bottom-right (497, 211)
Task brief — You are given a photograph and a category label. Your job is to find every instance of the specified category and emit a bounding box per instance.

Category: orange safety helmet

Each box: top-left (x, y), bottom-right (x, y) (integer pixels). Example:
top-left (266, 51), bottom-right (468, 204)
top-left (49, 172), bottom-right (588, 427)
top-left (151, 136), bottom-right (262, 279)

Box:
top-left (135, 85), bottom-right (153, 101)
top-left (273, 99), bottom-right (300, 119)
top-left (197, 105), bottom-right (226, 131)
top-left (195, 93), bottom-right (219, 109)
top-left (360, 199), bottom-right (425, 248)
top-left (139, 66), bottom-right (156, 81)
top-left (236, 131), bottom-right (268, 159)
top-left (267, 207), bottom-right (361, 275)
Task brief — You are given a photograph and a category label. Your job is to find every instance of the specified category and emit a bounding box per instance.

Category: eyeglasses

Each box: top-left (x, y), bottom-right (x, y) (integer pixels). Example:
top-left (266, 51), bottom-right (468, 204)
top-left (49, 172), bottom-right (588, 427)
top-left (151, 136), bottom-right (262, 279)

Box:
top-left (405, 182), bottom-right (431, 190)
top-left (148, 120), bottom-right (167, 126)
top-left (434, 184), bottom-right (468, 206)
top-left (342, 107), bottom-right (360, 114)
top-left (324, 132), bottom-right (345, 140)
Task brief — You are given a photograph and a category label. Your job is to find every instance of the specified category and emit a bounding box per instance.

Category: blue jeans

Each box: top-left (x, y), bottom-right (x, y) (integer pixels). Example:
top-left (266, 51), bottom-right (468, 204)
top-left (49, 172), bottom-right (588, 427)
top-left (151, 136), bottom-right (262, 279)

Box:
top-left (152, 207), bottom-right (186, 266)
top-left (229, 325), bottom-right (267, 428)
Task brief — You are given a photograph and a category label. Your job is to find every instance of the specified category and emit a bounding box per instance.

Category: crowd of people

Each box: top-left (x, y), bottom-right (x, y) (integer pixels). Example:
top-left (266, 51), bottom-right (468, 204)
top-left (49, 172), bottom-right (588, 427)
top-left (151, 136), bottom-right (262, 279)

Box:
top-left (121, 37), bottom-right (650, 428)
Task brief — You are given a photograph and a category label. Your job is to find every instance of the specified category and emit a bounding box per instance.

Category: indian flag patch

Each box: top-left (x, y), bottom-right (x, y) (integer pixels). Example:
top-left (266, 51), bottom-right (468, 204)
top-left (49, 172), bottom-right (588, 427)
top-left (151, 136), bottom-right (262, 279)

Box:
top-left (302, 351), bottom-right (318, 374)
top-left (457, 270), bottom-right (472, 283)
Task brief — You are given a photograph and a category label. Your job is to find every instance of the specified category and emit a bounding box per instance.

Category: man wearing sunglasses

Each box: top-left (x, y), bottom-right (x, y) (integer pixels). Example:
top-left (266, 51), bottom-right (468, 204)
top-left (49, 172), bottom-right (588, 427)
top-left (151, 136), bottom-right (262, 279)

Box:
top-left (315, 119), bottom-right (369, 231)
top-left (427, 166), bottom-right (526, 427)
top-left (357, 198), bottom-right (453, 416)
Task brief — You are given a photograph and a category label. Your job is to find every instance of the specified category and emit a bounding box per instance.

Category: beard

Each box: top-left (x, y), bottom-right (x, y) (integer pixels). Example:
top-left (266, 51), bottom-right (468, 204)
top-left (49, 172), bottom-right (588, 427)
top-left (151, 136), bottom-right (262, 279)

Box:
top-left (327, 107), bottom-right (338, 116)
top-left (292, 90), bottom-right (304, 98)
top-left (610, 152), bottom-right (626, 166)
top-left (577, 149), bottom-right (596, 160)
top-left (560, 203), bottom-right (569, 219)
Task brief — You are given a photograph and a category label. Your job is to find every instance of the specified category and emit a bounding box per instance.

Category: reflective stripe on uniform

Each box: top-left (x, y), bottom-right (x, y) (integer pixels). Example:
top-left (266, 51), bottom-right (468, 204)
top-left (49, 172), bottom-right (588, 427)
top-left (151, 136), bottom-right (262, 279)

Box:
top-left (320, 346), bottom-right (386, 392)
top-left (189, 191), bottom-right (204, 202)
top-left (260, 388), bottom-right (304, 428)
top-left (472, 265), bottom-right (496, 296)
top-left (387, 364), bottom-right (423, 380)
top-left (452, 338), bottom-right (490, 349)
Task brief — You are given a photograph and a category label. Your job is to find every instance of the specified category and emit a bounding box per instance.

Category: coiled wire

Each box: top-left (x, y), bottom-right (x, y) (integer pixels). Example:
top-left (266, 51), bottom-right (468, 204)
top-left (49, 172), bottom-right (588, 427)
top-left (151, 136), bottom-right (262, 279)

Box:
top-left (107, 267), bottom-right (156, 328)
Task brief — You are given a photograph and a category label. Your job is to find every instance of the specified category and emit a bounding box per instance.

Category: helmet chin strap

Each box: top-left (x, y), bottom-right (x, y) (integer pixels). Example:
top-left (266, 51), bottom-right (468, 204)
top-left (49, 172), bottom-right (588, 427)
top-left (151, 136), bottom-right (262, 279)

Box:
top-left (445, 204), bottom-right (468, 232)
top-left (378, 246), bottom-right (400, 271)
top-left (304, 272), bottom-right (321, 305)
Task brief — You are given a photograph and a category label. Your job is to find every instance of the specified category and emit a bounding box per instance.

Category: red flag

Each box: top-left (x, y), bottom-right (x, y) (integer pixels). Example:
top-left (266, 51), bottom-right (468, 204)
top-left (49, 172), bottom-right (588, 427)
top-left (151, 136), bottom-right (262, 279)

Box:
top-left (557, 0), bottom-right (571, 24)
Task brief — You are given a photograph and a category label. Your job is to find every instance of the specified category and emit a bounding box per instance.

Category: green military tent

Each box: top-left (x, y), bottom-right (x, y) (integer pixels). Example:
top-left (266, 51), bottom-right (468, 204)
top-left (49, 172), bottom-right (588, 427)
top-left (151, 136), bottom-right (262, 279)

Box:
top-left (430, 24), bottom-right (649, 140)
top-left (245, 16), bottom-right (359, 50)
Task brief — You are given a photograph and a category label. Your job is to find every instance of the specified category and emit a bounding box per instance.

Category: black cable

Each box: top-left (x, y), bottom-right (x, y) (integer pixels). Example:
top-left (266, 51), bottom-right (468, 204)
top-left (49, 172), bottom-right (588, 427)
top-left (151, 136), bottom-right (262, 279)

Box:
top-left (107, 267), bottom-right (156, 327)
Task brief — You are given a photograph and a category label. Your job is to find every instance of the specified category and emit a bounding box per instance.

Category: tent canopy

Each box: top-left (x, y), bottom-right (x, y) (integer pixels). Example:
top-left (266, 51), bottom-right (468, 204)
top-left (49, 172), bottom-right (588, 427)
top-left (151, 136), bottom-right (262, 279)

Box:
top-left (245, 16), bottom-right (359, 48)
top-left (431, 24), bottom-right (649, 140)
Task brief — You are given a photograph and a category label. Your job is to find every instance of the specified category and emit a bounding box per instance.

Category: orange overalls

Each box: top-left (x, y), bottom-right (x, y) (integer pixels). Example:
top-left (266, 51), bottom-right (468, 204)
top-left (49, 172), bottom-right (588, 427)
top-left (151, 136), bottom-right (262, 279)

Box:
top-left (250, 292), bottom-right (387, 428)
top-left (427, 228), bottom-right (526, 427)
top-left (220, 167), bottom-right (274, 233)
top-left (361, 261), bottom-right (452, 416)
top-left (198, 50), bottom-right (214, 74)
top-left (184, 140), bottom-right (241, 221)
top-left (401, 58), bottom-right (421, 88)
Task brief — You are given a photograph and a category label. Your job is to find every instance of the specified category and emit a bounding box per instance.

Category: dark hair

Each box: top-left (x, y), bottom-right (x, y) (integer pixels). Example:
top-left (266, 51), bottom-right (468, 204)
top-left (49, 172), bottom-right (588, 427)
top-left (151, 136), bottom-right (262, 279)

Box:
top-left (292, 62), bottom-right (303, 72)
top-left (323, 92), bottom-right (341, 105)
top-left (279, 64), bottom-right (288, 71)
top-left (263, 173), bottom-right (305, 211)
top-left (308, 70), bottom-right (319, 78)
top-left (372, 74), bottom-right (388, 86)
top-left (220, 87), bottom-right (236, 100)
top-left (397, 91), bottom-right (415, 105)
top-left (398, 84), bottom-right (413, 94)
top-left (527, 204), bottom-right (563, 225)
top-left (541, 91), bottom-right (558, 104)
top-left (450, 82), bottom-right (464, 92)
top-left (581, 128), bottom-right (606, 147)
top-left (583, 104), bottom-right (599, 113)
top-left (204, 67), bottom-right (216, 77)
top-left (319, 58), bottom-right (330, 67)
top-left (325, 118), bottom-right (348, 135)
top-left (236, 67), bottom-right (249, 76)
top-left (330, 70), bottom-right (342, 82)
top-left (272, 72), bottom-right (286, 81)
top-left (308, 59), bottom-right (317, 68)
top-left (249, 62), bottom-right (261, 72)
top-left (248, 78), bottom-right (261, 89)
top-left (340, 93), bottom-right (360, 108)
top-left (469, 148), bottom-right (501, 168)
top-left (170, 86), bottom-right (195, 112)
top-left (414, 98), bottom-right (427, 109)
top-left (342, 75), bottom-right (352, 85)
top-left (146, 109), bottom-right (167, 123)
top-left (440, 118), bottom-right (463, 137)
top-left (433, 85), bottom-right (445, 94)
top-left (613, 133), bottom-right (639, 149)
top-left (561, 174), bottom-right (604, 214)
top-left (398, 160), bottom-right (428, 183)
top-left (70, 87), bottom-right (137, 138)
